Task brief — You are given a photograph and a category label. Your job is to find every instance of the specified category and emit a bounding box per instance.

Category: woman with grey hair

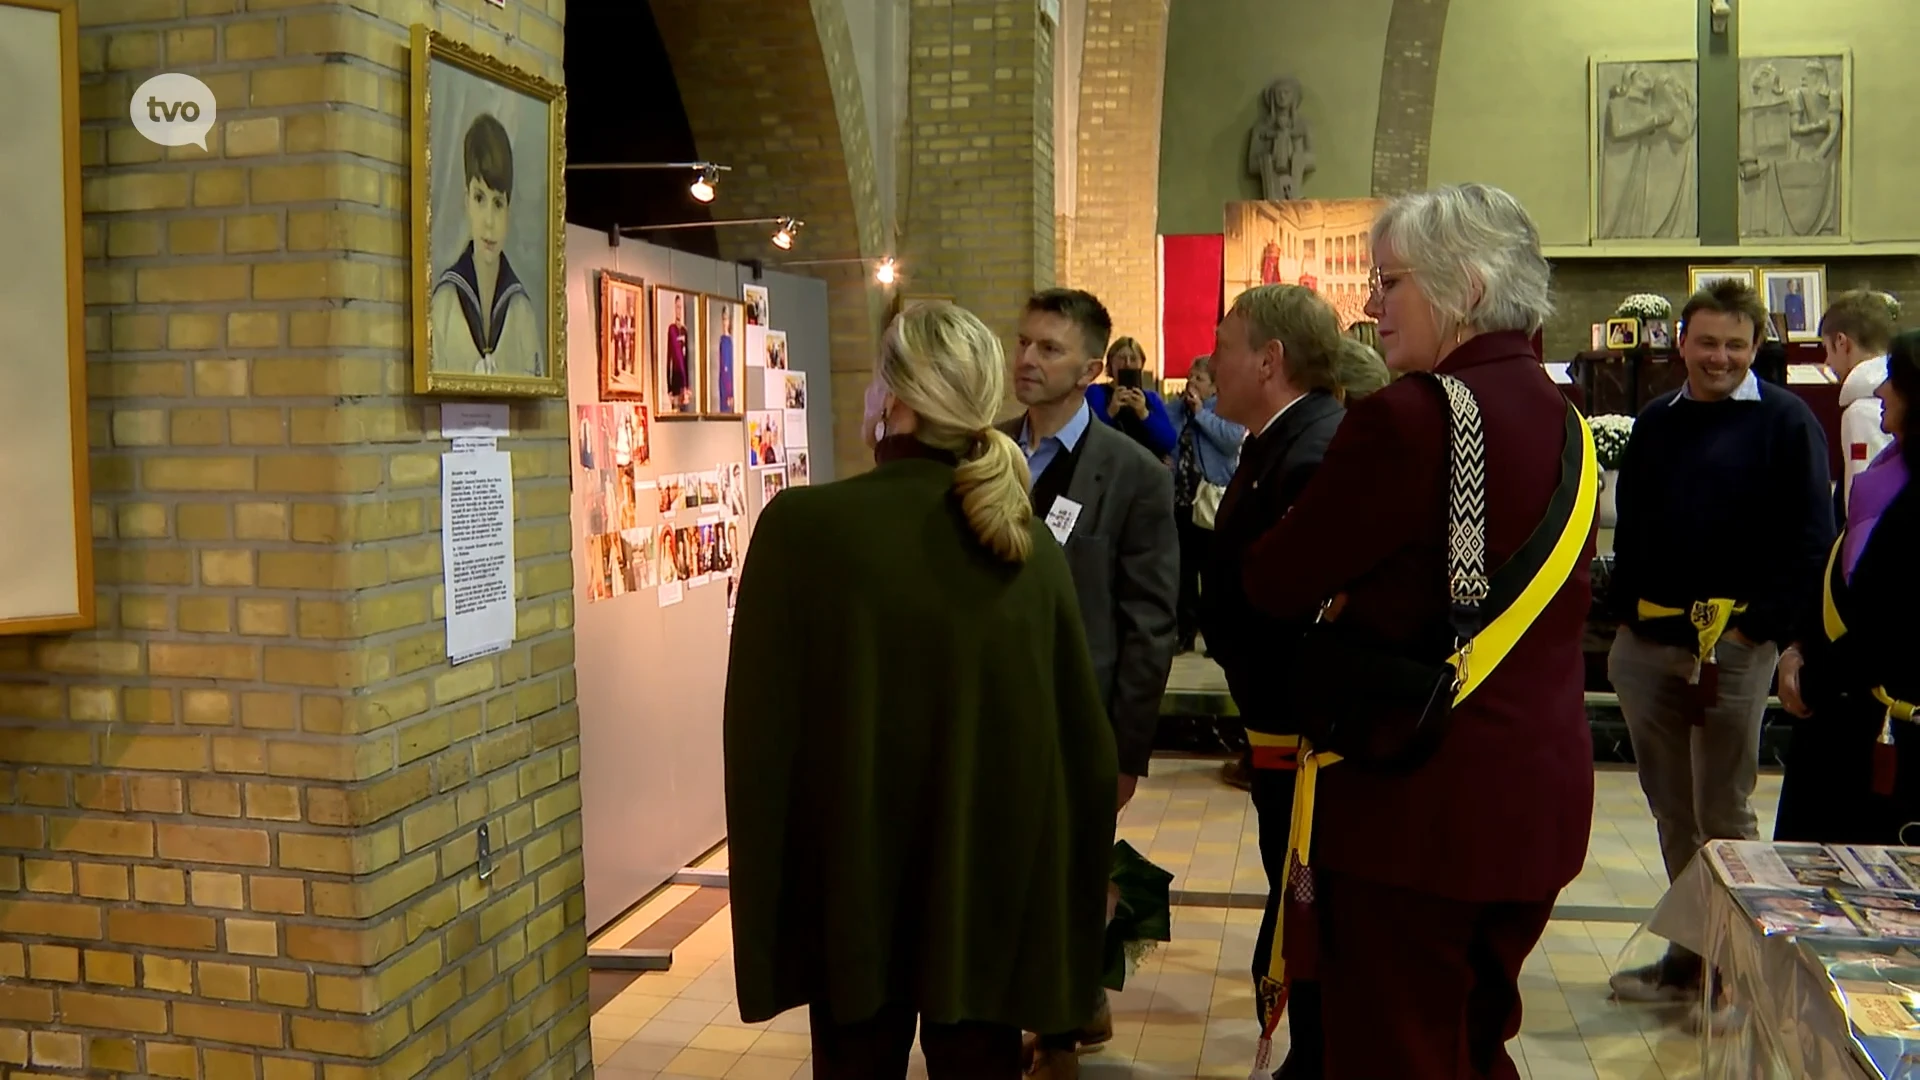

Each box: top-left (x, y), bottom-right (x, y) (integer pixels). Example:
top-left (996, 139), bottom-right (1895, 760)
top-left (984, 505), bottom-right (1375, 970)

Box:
top-left (1240, 183), bottom-right (1595, 1077)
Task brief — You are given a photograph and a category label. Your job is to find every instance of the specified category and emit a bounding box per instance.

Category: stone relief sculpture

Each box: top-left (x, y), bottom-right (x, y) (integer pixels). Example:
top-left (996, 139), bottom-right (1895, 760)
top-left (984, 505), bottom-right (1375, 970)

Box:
top-left (1592, 60), bottom-right (1699, 240)
top-left (1739, 56), bottom-right (1845, 238)
top-left (1249, 76), bottom-right (1313, 201)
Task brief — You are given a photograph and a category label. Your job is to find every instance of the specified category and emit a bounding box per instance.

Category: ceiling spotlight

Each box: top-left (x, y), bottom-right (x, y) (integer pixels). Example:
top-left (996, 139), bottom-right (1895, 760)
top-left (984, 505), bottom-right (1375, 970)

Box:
top-left (689, 165), bottom-right (719, 203)
top-left (771, 217), bottom-right (802, 251)
top-left (874, 258), bottom-right (897, 285)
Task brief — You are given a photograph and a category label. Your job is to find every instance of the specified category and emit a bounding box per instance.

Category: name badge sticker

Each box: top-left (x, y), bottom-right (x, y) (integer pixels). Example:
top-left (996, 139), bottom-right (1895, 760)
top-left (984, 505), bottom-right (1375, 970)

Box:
top-left (1044, 496), bottom-right (1083, 545)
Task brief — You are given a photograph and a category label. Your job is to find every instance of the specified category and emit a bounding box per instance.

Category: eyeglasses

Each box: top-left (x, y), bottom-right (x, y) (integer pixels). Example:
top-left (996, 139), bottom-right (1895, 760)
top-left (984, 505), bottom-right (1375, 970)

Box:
top-left (1368, 267), bottom-right (1413, 298)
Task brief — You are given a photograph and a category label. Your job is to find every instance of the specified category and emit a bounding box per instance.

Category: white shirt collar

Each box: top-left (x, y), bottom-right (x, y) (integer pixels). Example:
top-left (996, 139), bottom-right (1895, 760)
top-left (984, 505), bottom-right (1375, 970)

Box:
top-left (1678, 369), bottom-right (1762, 403)
top-left (1257, 392), bottom-right (1308, 438)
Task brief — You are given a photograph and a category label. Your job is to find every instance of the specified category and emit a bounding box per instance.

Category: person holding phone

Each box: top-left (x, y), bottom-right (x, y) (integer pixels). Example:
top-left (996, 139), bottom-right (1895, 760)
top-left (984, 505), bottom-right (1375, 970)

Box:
top-left (1087, 337), bottom-right (1178, 457)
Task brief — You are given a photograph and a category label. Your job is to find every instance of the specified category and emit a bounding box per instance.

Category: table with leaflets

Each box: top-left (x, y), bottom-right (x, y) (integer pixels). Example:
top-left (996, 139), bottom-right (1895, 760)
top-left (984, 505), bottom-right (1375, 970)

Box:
top-left (1619, 840), bottom-right (1920, 1079)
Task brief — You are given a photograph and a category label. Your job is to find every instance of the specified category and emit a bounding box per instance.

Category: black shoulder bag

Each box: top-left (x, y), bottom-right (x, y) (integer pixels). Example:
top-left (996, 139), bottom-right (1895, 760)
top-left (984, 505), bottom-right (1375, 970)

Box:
top-left (1279, 373), bottom-right (1590, 771)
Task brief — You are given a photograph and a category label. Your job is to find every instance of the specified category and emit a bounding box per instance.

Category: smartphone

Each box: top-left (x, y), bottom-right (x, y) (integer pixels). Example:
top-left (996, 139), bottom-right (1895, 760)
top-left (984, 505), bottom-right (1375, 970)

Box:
top-left (1115, 368), bottom-right (1142, 390)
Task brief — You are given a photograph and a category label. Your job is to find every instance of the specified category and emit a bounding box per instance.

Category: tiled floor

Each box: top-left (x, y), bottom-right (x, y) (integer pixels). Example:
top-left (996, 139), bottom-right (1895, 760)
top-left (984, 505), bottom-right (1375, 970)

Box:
top-left (589, 761), bottom-right (1784, 1079)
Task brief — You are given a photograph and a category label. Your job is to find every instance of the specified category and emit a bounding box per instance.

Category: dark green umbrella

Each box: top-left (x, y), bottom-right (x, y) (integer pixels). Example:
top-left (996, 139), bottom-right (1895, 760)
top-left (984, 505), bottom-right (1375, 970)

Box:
top-left (1102, 841), bottom-right (1174, 991)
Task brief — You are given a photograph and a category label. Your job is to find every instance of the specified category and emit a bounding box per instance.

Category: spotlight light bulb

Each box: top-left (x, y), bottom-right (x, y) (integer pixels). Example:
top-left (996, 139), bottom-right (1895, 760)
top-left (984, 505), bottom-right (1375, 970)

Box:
top-left (771, 228), bottom-right (794, 251)
top-left (875, 259), bottom-right (896, 285)
top-left (689, 165), bottom-right (719, 203)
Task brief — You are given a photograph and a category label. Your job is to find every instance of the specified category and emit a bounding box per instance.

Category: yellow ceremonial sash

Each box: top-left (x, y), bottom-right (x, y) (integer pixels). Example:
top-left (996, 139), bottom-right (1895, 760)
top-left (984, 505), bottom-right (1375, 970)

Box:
top-left (1634, 597), bottom-right (1749, 683)
top-left (1256, 411), bottom-right (1599, 1000)
top-left (1818, 533), bottom-right (1918, 737)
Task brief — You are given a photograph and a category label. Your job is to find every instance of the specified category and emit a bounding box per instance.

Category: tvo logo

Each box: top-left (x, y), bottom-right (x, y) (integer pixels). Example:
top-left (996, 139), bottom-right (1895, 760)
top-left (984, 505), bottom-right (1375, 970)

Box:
top-left (130, 73), bottom-right (216, 149)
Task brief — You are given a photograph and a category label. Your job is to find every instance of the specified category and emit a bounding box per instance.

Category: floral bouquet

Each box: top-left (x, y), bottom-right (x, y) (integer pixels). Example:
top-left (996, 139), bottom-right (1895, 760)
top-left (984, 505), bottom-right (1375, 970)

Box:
top-left (1614, 294), bottom-right (1672, 321)
top-left (1102, 841), bottom-right (1173, 991)
top-left (1591, 414), bottom-right (1634, 471)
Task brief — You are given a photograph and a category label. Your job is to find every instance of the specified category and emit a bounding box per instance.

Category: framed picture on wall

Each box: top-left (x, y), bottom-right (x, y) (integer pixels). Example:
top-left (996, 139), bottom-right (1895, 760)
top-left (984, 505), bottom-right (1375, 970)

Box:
top-left (653, 286), bottom-right (701, 419)
top-left (1605, 318), bottom-right (1640, 351)
top-left (762, 328), bottom-right (789, 370)
top-left (597, 271), bottom-right (646, 402)
top-left (1760, 265), bottom-right (1827, 342)
top-left (0, 0), bottom-right (93, 635)
top-left (1687, 265), bottom-right (1760, 297)
top-left (409, 25), bottom-right (566, 397)
top-left (742, 283), bottom-right (769, 327)
top-left (703, 295), bottom-right (745, 418)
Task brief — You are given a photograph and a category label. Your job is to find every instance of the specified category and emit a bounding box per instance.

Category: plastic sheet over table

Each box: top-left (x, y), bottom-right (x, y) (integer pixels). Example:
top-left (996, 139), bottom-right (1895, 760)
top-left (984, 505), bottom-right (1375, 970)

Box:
top-left (1611, 851), bottom-right (1913, 1078)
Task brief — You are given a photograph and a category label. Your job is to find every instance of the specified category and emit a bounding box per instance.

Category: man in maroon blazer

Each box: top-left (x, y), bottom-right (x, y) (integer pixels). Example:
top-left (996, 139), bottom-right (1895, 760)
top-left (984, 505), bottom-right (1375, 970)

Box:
top-left (1243, 183), bottom-right (1595, 1078)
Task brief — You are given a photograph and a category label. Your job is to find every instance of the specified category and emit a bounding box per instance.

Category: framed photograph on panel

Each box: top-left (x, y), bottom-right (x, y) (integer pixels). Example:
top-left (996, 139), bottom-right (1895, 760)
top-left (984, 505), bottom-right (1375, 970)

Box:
top-left (1686, 265), bottom-right (1759, 297)
top-left (410, 25), bottom-right (566, 397)
top-left (0, 0), bottom-right (92, 635)
top-left (1604, 318), bottom-right (1640, 351)
top-left (742, 283), bottom-right (769, 327)
top-left (762, 328), bottom-right (789, 370)
top-left (654, 286), bottom-right (701, 419)
top-left (704, 295), bottom-right (745, 418)
top-left (597, 270), bottom-right (646, 402)
top-left (1760, 266), bottom-right (1827, 342)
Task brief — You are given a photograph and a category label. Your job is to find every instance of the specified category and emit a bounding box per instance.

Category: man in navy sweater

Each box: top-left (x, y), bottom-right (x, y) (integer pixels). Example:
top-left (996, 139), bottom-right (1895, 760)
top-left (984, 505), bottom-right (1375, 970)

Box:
top-left (1607, 279), bottom-right (1835, 1014)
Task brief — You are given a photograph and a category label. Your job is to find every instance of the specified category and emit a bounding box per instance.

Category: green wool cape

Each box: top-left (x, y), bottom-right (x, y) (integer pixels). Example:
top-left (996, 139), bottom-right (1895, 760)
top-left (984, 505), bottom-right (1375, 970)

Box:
top-left (723, 453), bottom-right (1118, 1035)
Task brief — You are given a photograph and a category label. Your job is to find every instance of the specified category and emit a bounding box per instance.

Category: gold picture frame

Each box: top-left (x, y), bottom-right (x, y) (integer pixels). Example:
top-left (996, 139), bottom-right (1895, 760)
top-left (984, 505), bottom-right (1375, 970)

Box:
top-left (702, 293), bottom-right (745, 419)
top-left (1604, 318), bottom-right (1641, 351)
top-left (410, 25), bottom-right (567, 397)
top-left (1686, 265), bottom-right (1760, 300)
top-left (653, 286), bottom-right (702, 421)
top-left (596, 270), bottom-right (647, 403)
top-left (0, 0), bottom-right (93, 636)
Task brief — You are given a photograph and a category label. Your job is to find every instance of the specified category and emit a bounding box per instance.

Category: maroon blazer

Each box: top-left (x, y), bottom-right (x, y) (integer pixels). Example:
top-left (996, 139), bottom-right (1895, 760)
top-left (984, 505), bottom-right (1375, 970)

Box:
top-left (1242, 331), bottom-right (1595, 904)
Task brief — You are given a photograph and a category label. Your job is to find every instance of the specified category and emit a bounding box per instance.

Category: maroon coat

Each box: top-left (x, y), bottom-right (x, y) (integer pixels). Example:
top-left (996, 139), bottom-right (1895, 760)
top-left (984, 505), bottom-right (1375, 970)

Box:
top-left (1243, 331), bottom-right (1595, 904)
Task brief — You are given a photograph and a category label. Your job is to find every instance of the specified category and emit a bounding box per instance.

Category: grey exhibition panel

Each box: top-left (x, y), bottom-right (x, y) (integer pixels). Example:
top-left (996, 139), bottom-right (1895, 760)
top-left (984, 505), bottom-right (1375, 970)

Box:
top-left (566, 224), bottom-right (833, 937)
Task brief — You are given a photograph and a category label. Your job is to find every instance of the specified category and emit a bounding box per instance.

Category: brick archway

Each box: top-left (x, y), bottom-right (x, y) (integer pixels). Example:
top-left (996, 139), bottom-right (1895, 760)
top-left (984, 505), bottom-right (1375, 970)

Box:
top-left (1370, 0), bottom-right (1453, 197)
top-left (649, 0), bottom-right (888, 478)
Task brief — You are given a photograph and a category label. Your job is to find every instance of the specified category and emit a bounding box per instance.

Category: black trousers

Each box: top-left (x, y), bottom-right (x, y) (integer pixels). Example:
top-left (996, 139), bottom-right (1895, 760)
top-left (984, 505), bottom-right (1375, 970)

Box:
top-left (1250, 764), bottom-right (1323, 1077)
top-left (1176, 513), bottom-right (1209, 645)
top-left (810, 1002), bottom-right (1021, 1080)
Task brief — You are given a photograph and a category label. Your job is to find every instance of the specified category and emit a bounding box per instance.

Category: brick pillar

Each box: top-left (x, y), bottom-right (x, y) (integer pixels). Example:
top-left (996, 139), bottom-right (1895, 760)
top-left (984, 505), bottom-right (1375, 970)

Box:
top-left (1370, 0), bottom-right (1452, 197)
top-left (1063, 0), bottom-right (1168, 370)
top-left (0, 2), bottom-right (588, 1077)
top-left (902, 0), bottom-right (1055, 350)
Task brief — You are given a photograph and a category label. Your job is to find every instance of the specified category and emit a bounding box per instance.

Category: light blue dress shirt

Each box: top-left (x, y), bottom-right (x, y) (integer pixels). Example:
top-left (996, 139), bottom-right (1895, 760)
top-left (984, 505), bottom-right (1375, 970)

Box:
top-left (1019, 400), bottom-right (1092, 491)
top-left (1676, 369), bottom-right (1763, 403)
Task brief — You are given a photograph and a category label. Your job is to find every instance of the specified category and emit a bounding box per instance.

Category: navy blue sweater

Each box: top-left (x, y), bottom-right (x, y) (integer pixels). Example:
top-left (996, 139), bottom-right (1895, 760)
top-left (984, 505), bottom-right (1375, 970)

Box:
top-left (1610, 381), bottom-right (1836, 648)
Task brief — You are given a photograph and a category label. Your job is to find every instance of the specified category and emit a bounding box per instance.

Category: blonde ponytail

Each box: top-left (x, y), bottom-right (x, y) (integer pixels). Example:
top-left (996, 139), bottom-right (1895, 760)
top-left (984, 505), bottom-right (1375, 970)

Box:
top-left (954, 428), bottom-right (1034, 562)
top-left (878, 304), bottom-right (1036, 562)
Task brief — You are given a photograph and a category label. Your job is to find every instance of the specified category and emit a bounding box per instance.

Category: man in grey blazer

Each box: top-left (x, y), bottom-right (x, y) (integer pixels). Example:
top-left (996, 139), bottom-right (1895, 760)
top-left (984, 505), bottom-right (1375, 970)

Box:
top-left (1007, 288), bottom-right (1178, 1078)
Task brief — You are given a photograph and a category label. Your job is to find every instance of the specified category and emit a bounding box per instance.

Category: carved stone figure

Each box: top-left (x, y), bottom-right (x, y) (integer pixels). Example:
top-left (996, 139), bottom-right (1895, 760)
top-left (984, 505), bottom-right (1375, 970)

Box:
top-left (1249, 77), bottom-right (1313, 201)
top-left (1739, 56), bottom-right (1844, 238)
top-left (1593, 61), bottom-right (1699, 240)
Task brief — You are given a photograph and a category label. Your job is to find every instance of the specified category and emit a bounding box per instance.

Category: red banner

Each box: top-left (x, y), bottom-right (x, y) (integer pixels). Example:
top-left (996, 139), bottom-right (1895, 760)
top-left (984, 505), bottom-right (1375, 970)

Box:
top-left (1161, 234), bottom-right (1224, 379)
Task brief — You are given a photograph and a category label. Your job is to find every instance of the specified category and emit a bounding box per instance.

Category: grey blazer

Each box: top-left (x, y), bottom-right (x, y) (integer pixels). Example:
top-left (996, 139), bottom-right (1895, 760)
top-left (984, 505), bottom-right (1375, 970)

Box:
top-left (1003, 415), bottom-right (1180, 777)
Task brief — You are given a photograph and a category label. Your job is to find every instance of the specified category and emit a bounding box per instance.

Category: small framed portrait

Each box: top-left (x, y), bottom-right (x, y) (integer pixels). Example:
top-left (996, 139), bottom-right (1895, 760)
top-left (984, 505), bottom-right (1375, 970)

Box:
top-left (788, 450), bottom-right (810, 487)
top-left (1605, 318), bottom-right (1640, 350)
top-left (762, 328), bottom-right (789, 370)
top-left (1760, 265), bottom-right (1827, 342)
top-left (653, 286), bottom-right (701, 419)
top-left (761, 468), bottom-right (789, 506)
top-left (1687, 265), bottom-right (1759, 299)
top-left (742, 282), bottom-right (770, 327)
top-left (597, 271), bottom-right (646, 402)
top-left (410, 25), bottom-right (565, 397)
top-left (1643, 318), bottom-right (1673, 350)
top-left (703, 295), bottom-right (745, 418)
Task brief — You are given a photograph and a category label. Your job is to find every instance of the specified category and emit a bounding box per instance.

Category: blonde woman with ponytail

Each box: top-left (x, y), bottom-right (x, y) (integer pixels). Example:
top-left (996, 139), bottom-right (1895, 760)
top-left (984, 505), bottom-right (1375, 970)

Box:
top-left (724, 301), bottom-right (1118, 1079)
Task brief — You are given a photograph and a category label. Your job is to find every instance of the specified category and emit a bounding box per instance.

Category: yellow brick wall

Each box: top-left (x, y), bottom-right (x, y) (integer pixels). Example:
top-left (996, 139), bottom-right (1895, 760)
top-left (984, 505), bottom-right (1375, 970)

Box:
top-left (902, 0), bottom-right (1056, 353)
top-left (0, 1), bottom-right (588, 1077)
top-left (1060, 0), bottom-right (1167, 371)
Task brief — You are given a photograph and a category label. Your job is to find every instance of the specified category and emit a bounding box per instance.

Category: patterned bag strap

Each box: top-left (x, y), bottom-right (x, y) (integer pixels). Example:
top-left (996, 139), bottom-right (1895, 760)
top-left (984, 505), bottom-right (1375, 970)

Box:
top-left (1431, 373), bottom-right (1489, 643)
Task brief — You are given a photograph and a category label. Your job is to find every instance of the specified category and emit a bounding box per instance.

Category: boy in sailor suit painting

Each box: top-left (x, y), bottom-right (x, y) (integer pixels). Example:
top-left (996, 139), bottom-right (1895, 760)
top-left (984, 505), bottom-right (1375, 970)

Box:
top-left (431, 113), bottom-right (542, 377)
